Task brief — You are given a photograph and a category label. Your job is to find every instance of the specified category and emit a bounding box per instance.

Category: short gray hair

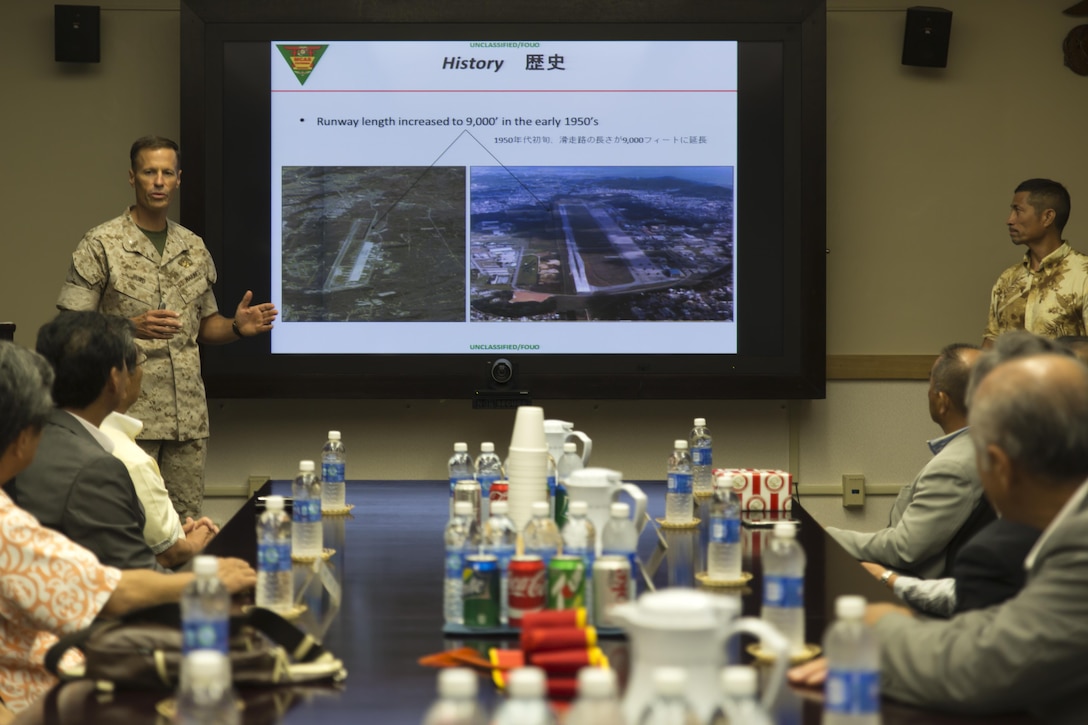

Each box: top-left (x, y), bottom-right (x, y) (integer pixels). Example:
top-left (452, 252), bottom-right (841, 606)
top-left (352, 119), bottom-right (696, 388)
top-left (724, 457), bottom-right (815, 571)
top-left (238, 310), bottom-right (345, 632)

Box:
top-left (966, 331), bottom-right (1073, 409)
top-left (970, 354), bottom-right (1088, 481)
top-left (0, 341), bottom-right (54, 454)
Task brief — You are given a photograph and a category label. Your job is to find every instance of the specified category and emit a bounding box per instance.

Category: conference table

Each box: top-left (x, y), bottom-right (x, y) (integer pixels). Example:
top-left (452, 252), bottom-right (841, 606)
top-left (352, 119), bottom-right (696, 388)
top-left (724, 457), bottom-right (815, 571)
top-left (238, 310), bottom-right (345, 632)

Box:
top-left (13, 480), bottom-right (1036, 724)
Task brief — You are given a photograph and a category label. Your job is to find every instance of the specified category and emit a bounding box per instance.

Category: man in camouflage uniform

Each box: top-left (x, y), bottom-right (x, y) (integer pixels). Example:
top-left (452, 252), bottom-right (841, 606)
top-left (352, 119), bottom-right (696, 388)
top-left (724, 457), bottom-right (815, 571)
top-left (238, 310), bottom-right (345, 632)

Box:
top-left (57, 136), bottom-right (277, 519)
top-left (984, 178), bottom-right (1088, 345)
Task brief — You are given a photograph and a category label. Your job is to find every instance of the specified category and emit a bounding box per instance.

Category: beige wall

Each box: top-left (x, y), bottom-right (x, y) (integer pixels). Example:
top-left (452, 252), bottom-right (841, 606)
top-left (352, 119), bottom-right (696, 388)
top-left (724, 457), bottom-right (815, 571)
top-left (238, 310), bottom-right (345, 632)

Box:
top-left (3, 0), bottom-right (1086, 529)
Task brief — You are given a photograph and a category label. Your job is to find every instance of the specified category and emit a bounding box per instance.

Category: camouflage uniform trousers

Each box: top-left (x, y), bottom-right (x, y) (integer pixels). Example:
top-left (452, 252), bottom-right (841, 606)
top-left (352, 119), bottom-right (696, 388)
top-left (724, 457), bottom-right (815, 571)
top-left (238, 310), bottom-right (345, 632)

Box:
top-left (136, 438), bottom-right (207, 521)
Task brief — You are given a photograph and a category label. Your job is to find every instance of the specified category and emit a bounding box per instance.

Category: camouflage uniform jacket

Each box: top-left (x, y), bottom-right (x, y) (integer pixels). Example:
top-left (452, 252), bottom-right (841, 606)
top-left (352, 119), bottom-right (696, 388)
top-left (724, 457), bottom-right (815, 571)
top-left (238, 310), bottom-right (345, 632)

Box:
top-left (57, 208), bottom-right (219, 441)
top-left (984, 242), bottom-right (1088, 341)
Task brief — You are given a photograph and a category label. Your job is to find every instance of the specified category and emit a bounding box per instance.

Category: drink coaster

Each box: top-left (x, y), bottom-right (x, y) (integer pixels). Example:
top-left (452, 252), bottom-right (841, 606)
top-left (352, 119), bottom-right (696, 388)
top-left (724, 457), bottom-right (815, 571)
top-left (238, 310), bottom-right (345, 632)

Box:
top-left (321, 503), bottom-right (355, 516)
top-left (694, 490), bottom-right (716, 499)
top-left (695, 571), bottom-right (753, 587)
top-left (242, 603), bottom-right (308, 621)
top-left (291, 547), bottom-right (335, 563)
top-left (156, 697), bottom-right (245, 719)
top-left (746, 642), bottom-right (821, 665)
top-left (655, 517), bottom-right (701, 529)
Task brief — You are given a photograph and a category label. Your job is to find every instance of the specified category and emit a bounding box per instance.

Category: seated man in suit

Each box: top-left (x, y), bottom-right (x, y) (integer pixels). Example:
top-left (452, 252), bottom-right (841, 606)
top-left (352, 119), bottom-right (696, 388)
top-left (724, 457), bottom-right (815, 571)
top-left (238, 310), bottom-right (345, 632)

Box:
top-left (826, 343), bottom-right (984, 579)
top-left (11, 311), bottom-right (165, 570)
top-left (99, 317), bottom-right (219, 569)
top-left (792, 351), bottom-right (1088, 723)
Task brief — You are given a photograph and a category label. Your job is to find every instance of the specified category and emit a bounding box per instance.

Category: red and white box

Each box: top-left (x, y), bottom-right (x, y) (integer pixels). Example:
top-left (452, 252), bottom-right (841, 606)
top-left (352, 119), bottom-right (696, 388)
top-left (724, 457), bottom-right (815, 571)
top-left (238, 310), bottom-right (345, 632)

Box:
top-left (714, 468), bottom-right (795, 512)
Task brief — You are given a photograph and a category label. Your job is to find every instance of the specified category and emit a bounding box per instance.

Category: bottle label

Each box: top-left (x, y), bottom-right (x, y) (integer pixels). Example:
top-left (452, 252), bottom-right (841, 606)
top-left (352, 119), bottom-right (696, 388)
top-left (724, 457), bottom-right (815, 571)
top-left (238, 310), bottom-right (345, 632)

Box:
top-left (322, 462), bottom-right (345, 483)
top-left (527, 547), bottom-right (556, 567)
top-left (710, 515), bottom-right (741, 544)
top-left (448, 476), bottom-right (459, 496)
top-left (547, 475), bottom-right (556, 496)
top-left (445, 548), bottom-right (466, 580)
top-left (692, 446), bottom-right (713, 467)
top-left (182, 617), bottom-right (229, 654)
top-left (477, 473), bottom-right (499, 495)
top-left (565, 546), bottom-right (596, 574)
top-left (258, 541), bottom-right (291, 573)
top-left (488, 544), bottom-right (515, 571)
top-left (763, 574), bottom-right (804, 608)
top-left (293, 498), bottom-right (321, 524)
top-left (667, 472), bottom-right (693, 494)
top-left (826, 669), bottom-right (881, 714)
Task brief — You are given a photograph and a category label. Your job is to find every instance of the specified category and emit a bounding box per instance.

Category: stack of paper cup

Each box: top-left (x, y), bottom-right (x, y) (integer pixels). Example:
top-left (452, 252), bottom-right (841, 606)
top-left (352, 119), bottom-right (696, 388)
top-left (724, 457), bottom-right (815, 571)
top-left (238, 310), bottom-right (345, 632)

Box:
top-left (506, 405), bottom-right (549, 531)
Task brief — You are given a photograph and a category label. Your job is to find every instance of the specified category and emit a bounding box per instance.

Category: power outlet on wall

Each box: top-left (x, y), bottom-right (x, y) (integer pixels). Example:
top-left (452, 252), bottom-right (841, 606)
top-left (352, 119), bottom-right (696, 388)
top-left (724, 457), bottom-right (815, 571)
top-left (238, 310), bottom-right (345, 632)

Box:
top-left (842, 474), bottom-right (866, 508)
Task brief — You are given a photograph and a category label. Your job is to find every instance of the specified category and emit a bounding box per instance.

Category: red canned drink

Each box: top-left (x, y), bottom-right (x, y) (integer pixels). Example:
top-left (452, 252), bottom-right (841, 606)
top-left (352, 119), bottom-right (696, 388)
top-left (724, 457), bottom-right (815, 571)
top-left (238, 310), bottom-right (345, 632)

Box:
top-left (547, 555), bottom-right (586, 611)
top-left (489, 480), bottom-right (509, 503)
top-left (593, 555), bottom-right (632, 627)
top-left (508, 555), bottom-right (546, 627)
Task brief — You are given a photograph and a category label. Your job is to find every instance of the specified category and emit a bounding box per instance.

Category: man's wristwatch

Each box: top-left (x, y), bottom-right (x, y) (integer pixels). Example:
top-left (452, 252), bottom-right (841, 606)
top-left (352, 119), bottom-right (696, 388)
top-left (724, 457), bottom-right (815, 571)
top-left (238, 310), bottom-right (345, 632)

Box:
top-left (231, 319), bottom-right (245, 338)
top-left (880, 569), bottom-right (895, 586)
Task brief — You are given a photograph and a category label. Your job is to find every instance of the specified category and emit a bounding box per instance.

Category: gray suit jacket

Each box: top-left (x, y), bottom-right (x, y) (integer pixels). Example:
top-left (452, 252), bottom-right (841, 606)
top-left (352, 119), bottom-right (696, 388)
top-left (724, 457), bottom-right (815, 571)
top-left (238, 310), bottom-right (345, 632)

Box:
top-left (826, 430), bottom-right (983, 578)
top-left (875, 482), bottom-right (1088, 724)
top-left (11, 409), bottom-right (162, 571)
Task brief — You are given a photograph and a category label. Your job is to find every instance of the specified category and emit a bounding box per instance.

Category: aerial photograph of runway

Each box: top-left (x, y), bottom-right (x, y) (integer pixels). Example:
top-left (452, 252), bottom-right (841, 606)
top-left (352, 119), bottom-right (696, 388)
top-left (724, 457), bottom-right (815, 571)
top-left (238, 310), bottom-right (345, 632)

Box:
top-left (469, 166), bottom-right (734, 322)
top-left (280, 165), bottom-right (466, 322)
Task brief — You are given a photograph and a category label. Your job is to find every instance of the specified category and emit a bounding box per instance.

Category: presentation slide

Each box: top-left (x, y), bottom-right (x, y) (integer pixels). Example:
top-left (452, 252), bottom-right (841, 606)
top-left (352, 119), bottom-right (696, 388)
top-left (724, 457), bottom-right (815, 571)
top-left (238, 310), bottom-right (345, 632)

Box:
top-left (270, 40), bottom-right (738, 355)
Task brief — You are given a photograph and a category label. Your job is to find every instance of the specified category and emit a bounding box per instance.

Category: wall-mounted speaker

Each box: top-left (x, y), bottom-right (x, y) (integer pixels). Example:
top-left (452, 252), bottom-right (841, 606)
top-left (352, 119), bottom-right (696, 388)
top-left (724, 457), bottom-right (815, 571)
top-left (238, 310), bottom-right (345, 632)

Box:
top-left (55, 5), bottom-right (100, 63)
top-left (902, 6), bottom-right (952, 68)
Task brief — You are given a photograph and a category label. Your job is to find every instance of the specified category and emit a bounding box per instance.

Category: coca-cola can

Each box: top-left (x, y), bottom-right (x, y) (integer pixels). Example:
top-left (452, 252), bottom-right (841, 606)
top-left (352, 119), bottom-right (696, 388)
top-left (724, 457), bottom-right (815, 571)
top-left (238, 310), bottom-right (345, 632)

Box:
top-left (508, 555), bottom-right (546, 627)
top-left (593, 555), bottom-right (632, 627)
top-left (489, 480), bottom-right (509, 503)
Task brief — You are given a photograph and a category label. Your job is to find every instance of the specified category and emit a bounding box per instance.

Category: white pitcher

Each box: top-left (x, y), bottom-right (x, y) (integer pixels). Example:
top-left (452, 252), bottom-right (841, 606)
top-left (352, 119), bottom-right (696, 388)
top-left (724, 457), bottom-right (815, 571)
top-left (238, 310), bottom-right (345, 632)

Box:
top-left (565, 467), bottom-right (647, 555)
top-left (610, 588), bottom-right (790, 724)
top-left (543, 419), bottom-right (592, 466)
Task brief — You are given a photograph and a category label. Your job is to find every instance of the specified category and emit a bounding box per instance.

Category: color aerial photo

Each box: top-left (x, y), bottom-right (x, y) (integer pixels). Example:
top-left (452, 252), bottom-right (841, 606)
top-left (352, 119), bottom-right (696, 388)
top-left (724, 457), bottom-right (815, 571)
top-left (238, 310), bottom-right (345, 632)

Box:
top-left (469, 166), bottom-right (734, 322)
top-left (280, 166), bottom-right (466, 322)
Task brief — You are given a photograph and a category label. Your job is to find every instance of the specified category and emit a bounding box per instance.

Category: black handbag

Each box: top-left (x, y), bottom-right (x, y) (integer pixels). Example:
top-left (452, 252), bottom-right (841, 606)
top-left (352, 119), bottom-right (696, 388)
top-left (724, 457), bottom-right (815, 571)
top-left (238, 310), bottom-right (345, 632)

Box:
top-left (44, 603), bottom-right (346, 690)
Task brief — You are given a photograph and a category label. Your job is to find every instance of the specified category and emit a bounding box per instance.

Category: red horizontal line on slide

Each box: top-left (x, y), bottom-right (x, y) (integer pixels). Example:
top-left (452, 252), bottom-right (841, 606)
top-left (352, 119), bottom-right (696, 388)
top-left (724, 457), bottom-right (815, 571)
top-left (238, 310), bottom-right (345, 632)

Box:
top-left (272, 88), bottom-right (738, 93)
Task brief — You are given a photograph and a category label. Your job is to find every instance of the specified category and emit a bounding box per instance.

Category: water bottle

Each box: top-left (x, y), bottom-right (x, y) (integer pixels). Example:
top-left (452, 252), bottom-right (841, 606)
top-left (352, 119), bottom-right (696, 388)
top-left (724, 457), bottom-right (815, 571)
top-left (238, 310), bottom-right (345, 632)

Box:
top-left (321, 430), bottom-right (346, 511)
top-left (492, 667), bottom-right (557, 725)
top-left (762, 522), bottom-right (806, 656)
top-left (823, 595), bottom-right (881, 725)
top-left (601, 502), bottom-right (639, 602)
top-left (292, 460), bottom-right (323, 558)
top-left (444, 500), bottom-right (481, 625)
top-left (482, 500), bottom-right (518, 625)
top-left (555, 442), bottom-right (583, 528)
top-left (666, 440), bottom-right (694, 524)
top-left (566, 667), bottom-right (625, 725)
top-left (711, 666), bottom-right (772, 725)
top-left (523, 500), bottom-right (562, 567)
top-left (175, 650), bottom-right (240, 725)
top-left (546, 452), bottom-right (558, 519)
top-left (707, 486), bottom-right (742, 581)
top-left (181, 555), bottom-right (230, 654)
top-left (256, 495), bottom-right (292, 612)
top-left (637, 667), bottom-right (700, 725)
top-left (421, 667), bottom-right (488, 725)
top-left (690, 417), bottom-right (714, 495)
top-left (561, 500), bottom-right (596, 620)
top-left (475, 442), bottom-right (502, 521)
top-left (448, 442), bottom-right (475, 518)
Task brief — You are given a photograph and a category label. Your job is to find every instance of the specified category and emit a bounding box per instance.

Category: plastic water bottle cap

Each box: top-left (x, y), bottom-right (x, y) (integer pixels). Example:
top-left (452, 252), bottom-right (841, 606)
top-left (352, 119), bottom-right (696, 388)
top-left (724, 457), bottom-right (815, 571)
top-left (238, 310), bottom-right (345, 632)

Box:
top-left (490, 500), bottom-right (508, 515)
top-left (773, 522), bottom-right (797, 539)
top-left (437, 668), bottom-right (478, 698)
top-left (835, 595), bottom-right (867, 620)
top-left (577, 667), bottom-right (617, 698)
top-left (454, 442), bottom-right (468, 452)
top-left (721, 666), bottom-right (758, 696)
top-left (327, 431), bottom-right (341, 440)
top-left (264, 495), bottom-right (285, 512)
top-left (674, 440), bottom-right (688, 450)
top-left (299, 460), bottom-right (315, 472)
top-left (611, 502), bottom-right (630, 518)
top-left (532, 501), bottom-right (550, 517)
top-left (569, 500), bottom-right (588, 516)
top-left (192, 555), bottom-right (218, 577)
top-left (507, 667), bottom-right (546, 698)
top-left (653, 667), bottom-right (687, 696)
top-left (563, 442), bottom-right (578, 452)
top-left (480, 442), bottom-right (495, 452)
top-left (694, 417), bottom-right (707, 427)
top-left (454, 501), bottom-right (474, 516)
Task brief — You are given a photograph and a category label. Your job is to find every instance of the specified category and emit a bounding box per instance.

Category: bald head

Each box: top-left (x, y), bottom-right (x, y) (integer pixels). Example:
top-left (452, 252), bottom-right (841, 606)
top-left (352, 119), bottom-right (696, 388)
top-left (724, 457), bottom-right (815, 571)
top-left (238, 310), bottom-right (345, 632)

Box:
top-left (970, 354), bottom-right (1088, 483)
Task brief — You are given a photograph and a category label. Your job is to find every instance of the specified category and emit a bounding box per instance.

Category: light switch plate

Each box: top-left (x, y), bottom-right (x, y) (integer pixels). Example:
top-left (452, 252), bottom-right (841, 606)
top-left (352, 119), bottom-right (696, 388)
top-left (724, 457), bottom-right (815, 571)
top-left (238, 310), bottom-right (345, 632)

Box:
top-left (842, 474), bottom-right (866, 508)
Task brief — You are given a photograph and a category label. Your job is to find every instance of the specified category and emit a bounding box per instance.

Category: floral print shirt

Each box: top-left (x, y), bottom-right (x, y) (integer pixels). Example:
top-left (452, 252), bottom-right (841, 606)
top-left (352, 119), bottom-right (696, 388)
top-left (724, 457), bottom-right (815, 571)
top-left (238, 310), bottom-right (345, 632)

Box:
top-left (984, 243), bottom-right (1088, 341)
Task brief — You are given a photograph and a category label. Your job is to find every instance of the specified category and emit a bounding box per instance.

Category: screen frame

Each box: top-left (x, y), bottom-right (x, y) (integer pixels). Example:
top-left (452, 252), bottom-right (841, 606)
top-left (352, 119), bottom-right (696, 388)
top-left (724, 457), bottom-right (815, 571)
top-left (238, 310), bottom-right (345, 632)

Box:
top-left (180, 0), bottom-right (826, 401)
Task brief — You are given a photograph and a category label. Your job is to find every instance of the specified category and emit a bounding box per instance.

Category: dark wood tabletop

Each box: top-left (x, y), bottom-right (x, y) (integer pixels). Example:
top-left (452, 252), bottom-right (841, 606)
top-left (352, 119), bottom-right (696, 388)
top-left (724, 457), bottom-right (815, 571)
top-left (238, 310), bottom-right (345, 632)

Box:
top-left (12, 481), bottom-right (1036, 724)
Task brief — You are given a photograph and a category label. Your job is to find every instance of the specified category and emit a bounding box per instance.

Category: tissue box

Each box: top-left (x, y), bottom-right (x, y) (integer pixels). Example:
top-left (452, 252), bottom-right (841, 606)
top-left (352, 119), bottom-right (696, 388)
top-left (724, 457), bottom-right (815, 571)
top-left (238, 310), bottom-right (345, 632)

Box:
top-left (714, 468), bottom-right (795, 511)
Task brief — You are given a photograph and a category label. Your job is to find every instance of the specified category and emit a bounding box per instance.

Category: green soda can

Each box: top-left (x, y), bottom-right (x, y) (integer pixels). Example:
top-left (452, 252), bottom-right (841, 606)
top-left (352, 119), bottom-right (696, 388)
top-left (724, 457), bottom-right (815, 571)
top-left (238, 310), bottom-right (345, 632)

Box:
top-left (463, 554), bottom-right (501, 627)
top-left (547, 555), bottom-right (586, 610)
